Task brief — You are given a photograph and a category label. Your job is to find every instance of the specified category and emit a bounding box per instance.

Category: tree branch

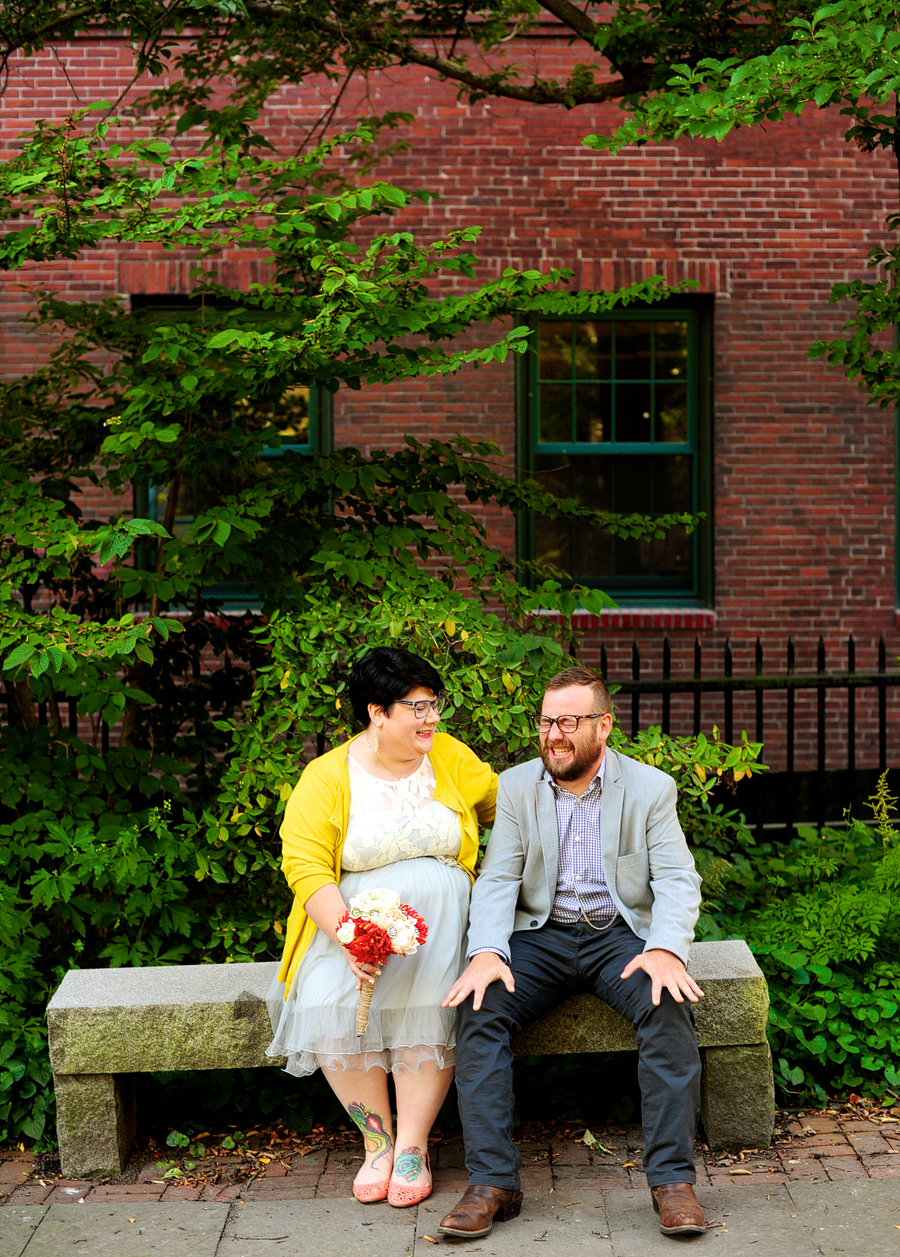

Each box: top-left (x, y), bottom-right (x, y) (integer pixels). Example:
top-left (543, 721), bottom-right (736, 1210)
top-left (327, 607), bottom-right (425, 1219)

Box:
top-left (0, 4), bottom-right (105, 54)
top-left (241, 0), bottom-right (645, 106)
top-left (535, 0), bottom-right (601, 44)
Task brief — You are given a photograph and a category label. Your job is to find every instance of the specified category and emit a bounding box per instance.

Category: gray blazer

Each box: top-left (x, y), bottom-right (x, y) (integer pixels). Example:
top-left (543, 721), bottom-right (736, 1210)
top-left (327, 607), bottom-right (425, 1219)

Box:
top-left (466, 746), bottom-right (702, 965)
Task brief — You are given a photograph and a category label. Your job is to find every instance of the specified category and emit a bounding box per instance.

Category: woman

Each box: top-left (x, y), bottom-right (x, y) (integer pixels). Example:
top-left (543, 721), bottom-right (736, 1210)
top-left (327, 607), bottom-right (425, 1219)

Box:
top-left (266, 646), bottom-right (497, 1207)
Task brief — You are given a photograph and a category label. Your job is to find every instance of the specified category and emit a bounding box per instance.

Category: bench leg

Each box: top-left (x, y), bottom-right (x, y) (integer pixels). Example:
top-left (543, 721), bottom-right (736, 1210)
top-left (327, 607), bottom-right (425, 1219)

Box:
top-left (55, 1073), bottom-right (136, 1178)
top-left (700, 1043), bottom-right (775, 1151)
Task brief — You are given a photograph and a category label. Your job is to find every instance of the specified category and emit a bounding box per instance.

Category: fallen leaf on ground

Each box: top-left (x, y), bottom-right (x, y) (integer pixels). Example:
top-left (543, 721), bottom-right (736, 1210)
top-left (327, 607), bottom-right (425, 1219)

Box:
top-left (729, 1169), bottom-right (753, 1175)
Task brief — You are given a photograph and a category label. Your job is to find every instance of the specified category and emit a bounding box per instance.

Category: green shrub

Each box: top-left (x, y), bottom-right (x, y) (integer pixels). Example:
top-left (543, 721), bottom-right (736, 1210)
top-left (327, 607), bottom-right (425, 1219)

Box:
top-left (698, 774), bottom-right (900, 1104)
top-left (0, 584), bottom-right (767, 1147)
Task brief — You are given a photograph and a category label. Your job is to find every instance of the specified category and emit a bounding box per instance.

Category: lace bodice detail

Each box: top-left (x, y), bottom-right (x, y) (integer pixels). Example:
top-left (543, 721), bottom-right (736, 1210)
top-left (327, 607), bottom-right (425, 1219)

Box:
top-left (341, 753), bottom-right (461, 873)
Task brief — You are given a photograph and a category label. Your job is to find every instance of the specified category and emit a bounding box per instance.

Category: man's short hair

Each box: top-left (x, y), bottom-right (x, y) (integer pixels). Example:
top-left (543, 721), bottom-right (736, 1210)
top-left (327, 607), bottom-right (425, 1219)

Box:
top-left (544, 665), bottom-right (612, 715)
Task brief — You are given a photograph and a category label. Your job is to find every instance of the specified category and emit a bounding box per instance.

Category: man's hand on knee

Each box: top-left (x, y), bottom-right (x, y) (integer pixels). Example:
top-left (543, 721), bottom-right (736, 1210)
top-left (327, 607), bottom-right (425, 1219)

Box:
top-left (443, 952), bottom-right (515, 1011)
top-left (620, 948), bottom-right (705, 1007)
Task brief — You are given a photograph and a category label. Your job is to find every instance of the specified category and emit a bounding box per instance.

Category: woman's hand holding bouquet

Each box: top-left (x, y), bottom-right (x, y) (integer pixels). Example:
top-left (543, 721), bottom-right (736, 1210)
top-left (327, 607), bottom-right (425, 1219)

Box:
top-left (336, 888), bottom-right (428, 1034)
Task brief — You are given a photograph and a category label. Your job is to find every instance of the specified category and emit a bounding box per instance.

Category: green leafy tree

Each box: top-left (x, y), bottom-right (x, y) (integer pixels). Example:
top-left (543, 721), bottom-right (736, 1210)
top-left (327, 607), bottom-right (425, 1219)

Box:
top-left (4, 4), bottom-right (890, 418)
top-left (0, 111), bottom-right (695, 736)
top-left (0, 2), bottom-right (817, 121)
top-left (0, 107), bottom-right (706, 1145)
top-left (583, 0), bottom-right (900, 412)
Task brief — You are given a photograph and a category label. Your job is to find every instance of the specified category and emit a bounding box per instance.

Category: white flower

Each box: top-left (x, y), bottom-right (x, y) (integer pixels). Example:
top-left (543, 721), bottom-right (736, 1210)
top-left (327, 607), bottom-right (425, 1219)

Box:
top-left (389, 922), bottom-right (419, 955)
top-left (349, 888), bottom-right (401, 918)
top-left (336, 921), bottom-right (356, 944)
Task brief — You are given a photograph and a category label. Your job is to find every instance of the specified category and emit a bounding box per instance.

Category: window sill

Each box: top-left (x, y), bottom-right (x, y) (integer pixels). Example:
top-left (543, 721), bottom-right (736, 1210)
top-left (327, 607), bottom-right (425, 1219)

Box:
top-left (564, 608), bottom-right (717, 631)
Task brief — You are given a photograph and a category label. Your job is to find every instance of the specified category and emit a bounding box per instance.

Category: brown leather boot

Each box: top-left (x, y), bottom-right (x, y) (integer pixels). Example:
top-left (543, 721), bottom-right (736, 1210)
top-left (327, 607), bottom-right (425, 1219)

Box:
top-left (651, 1182), bottom-right (705, 1235)
top-left (438, 1185), bottom-right (524, 1238)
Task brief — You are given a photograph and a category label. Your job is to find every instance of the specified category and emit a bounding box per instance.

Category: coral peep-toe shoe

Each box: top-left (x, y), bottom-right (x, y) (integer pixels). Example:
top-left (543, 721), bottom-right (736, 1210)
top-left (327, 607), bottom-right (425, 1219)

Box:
top-left (353, 1178), bottom-right (391, 1203)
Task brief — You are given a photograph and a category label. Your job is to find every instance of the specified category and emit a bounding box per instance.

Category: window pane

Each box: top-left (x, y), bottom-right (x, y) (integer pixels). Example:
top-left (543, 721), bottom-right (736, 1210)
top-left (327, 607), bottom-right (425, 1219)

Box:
top-left (613, 454), bottom-right (691, 514)
top-left (528, 312), bottom-right (701, 596)
top-left (274, 386), bottom-right (310, 442)
top-left (615, 321), bottom-right (652, 379)
top-left (653, 523), bottom-right (691, 576)
top-left (569, 455), bottom-right (613, 512)
top-left (615, 383), bottom-right (652, 442)
top-left (569, 457), bottom-right (613, 576)
top-left (535, 515), bottom-right (572, 571)
top-left (539, 322), bottom-right (572, 379)
top-left (539, 383), bottom-right (573, 442)
top-left (655, 321), bottom-right (689, 380)
top-left (534, 453), bottom-right (692, 583)
top-left (534, 454), bottom-right (613, 579)
top-left (574, 383), bottom-right (611, 443)
top-left (233, 386), bottom-right (311, 445)
top-left (572, 321), bottom-right (612, 379)
top-left (533, 455), bottom-right (574, 571)
top-left (655, 383), bottom-right (689, 443)
top-left (157, 469), bottom-right (249, 540)
top-left (533, 454), bottom-right (570, 499)
top-left (653, 453), bottom-right (692, 514)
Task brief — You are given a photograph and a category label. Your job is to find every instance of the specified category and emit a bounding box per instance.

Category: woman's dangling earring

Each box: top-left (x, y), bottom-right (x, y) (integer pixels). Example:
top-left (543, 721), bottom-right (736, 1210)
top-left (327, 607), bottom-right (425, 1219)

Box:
top-left (369, 729), bottom-right (379, 754)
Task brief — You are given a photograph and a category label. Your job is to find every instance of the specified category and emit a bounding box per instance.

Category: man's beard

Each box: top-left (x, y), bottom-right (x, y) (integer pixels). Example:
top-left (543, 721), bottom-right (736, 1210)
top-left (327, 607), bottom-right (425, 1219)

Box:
top-left (539, 738), bottom-right (599, 782)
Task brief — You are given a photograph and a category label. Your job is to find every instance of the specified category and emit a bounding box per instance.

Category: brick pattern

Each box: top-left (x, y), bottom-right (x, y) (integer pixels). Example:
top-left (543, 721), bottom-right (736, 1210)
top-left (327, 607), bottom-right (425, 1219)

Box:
top-left (3, 1110), bottom-right (898, 1205)
top-left (2, 36), bottom-right (898, 772)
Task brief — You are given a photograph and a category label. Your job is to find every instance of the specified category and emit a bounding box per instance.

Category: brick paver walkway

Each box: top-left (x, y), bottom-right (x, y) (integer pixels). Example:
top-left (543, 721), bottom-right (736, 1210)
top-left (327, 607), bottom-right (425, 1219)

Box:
top-left (2, 1107), bottom-right (898, 1207)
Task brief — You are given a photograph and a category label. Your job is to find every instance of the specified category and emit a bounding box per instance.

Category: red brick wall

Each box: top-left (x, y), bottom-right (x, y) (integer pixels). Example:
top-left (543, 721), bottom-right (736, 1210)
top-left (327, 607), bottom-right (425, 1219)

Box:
top-left (2, 34), bottom-right (898, 770)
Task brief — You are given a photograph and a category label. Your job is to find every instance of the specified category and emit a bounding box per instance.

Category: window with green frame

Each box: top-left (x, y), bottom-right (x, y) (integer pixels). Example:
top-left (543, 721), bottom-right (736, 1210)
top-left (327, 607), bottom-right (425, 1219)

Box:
top-left (131, 295), bottom-right (333, 610)
top-left (519, 304), bottom-right (712, 604)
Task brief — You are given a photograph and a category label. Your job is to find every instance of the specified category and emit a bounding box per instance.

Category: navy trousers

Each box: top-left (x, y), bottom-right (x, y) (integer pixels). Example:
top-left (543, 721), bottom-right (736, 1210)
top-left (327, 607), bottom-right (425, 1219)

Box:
top-left (454, 918), bottom-right (701, 1189)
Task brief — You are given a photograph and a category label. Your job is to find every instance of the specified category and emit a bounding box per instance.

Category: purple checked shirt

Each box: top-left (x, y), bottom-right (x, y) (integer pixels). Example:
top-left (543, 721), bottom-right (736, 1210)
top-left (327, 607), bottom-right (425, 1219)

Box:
top-left (469, 756), bottom-right (615, 961)
top-left (545, 758), bottom-right (616, 923)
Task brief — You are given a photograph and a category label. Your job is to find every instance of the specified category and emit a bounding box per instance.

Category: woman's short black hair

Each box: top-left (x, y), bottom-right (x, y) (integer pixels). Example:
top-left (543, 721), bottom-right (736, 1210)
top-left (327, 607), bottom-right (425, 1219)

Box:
top-left (347, 647), bottom-right (444, 726)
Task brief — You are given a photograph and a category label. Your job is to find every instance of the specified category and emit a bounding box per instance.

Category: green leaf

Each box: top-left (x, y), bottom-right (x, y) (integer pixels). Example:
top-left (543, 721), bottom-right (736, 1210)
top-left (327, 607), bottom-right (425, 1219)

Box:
top-left (206, 329), bottom-right (242, 348)
top-left (3, 643), bottom-right (36, 670)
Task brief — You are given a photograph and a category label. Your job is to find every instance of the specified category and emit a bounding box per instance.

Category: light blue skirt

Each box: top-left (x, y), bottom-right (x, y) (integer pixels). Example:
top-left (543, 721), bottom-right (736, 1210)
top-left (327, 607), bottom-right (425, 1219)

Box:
top-left (266, 857), bottom-right (470, 1077)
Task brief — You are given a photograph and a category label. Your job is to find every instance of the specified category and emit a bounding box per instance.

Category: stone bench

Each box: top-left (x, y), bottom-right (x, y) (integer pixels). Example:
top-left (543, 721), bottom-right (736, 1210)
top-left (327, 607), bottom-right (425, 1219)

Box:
top-left (47, 939), bottom-right (773, 1178)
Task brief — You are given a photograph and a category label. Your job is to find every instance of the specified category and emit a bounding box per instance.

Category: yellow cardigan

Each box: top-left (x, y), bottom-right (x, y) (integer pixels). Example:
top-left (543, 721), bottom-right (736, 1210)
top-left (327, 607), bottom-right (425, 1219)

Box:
top-left (276, 731), bottom-right (498, 991)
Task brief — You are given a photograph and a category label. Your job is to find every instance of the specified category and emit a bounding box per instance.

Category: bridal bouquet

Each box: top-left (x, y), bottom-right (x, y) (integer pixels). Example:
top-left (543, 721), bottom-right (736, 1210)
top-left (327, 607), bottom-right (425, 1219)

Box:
top-left (336, 888), bottom-right (428, 1035)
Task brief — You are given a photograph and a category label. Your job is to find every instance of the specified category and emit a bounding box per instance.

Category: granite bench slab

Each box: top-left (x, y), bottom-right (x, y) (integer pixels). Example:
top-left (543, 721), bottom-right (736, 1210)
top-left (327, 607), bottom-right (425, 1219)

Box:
top-left (47, 939), bottom-right (773, 1177)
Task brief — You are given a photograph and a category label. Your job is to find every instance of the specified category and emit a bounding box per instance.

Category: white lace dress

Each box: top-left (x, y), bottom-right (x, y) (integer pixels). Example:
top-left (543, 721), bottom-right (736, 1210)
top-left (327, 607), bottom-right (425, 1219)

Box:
top-left (266, 754), bottom-right (470, 1077)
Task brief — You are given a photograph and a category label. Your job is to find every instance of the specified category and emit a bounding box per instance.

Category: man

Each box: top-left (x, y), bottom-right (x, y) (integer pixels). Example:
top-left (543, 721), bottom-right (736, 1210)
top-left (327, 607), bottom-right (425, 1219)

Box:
top-left (440, 665), bottom-right (706, 1239)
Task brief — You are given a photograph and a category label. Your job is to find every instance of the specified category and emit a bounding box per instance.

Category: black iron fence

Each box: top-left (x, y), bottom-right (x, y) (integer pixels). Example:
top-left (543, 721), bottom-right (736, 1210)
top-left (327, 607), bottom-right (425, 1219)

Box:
top-left (602, 634), bottom-right (900, 836)
top-left (4, 633), bottom-right (899, 835)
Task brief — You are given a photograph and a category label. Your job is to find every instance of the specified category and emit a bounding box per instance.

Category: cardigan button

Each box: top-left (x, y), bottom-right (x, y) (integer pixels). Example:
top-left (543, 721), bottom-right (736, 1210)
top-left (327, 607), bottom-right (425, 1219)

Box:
top-left (530, 920), bottom-right (538, 927)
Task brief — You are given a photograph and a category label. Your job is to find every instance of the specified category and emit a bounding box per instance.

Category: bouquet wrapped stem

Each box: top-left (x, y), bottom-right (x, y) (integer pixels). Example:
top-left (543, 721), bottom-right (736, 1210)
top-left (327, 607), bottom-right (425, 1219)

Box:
top-left (357, 975), bottom-right (377, 1036)
top-left (335, 889), bottom-right (428, 1040)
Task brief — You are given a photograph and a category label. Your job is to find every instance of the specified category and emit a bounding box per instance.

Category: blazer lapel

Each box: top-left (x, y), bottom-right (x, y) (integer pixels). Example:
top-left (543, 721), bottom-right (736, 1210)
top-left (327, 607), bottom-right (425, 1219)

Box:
top-left (534, 770), bottom-right (560, 889)
top-left (601, 747), bottom-right (624, 881)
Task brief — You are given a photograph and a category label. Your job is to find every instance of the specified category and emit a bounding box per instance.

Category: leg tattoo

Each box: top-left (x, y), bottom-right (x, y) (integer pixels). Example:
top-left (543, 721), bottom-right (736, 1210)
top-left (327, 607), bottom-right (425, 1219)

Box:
top-left (393, 1146), bottom-right (425, 1182)
top-left (347, 1102), bottom-right (393, 1171)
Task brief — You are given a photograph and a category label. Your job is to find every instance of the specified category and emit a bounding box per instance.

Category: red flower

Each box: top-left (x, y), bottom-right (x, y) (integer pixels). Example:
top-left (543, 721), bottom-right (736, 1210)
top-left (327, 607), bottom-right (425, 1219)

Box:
top-left (337, 913), bottom-right (393, 966)
top-left (401, 904), bottom-right (428, 946)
